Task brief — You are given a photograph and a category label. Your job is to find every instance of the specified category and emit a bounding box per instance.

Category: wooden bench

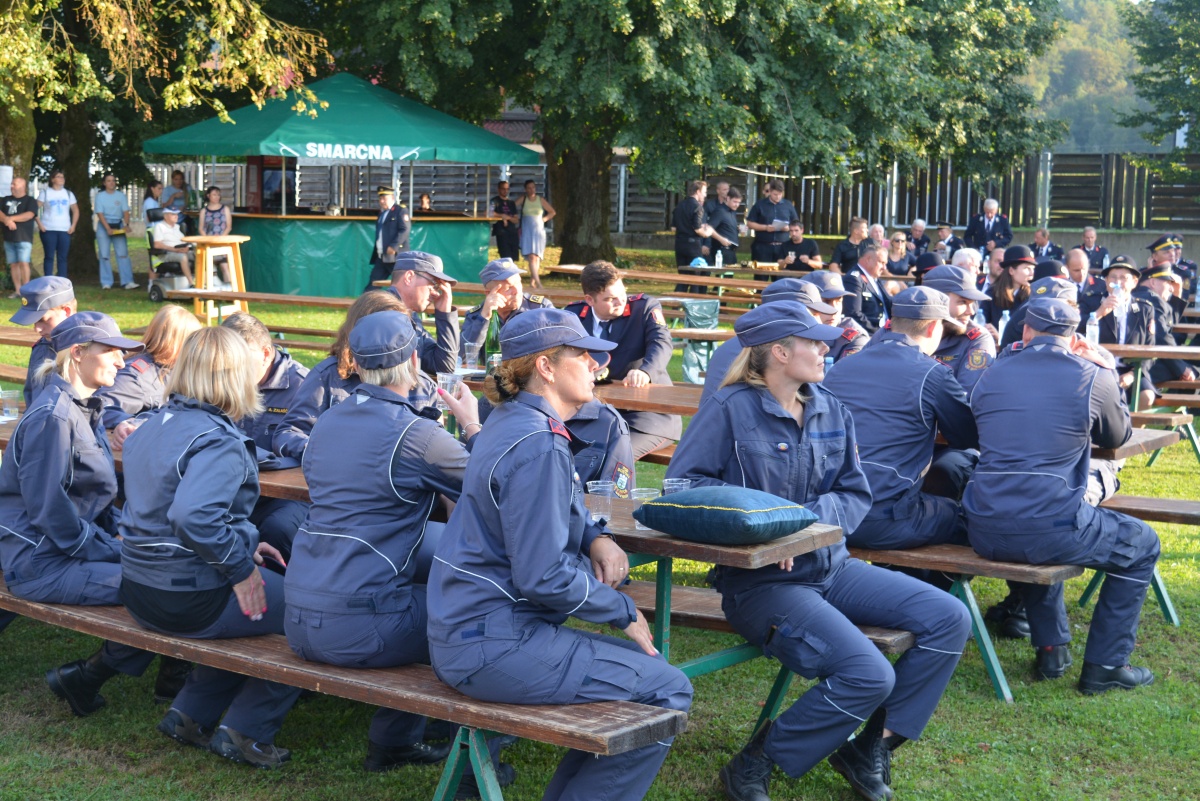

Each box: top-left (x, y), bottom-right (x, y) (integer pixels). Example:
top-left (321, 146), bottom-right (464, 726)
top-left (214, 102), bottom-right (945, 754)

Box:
top-left (0, 363), bottom-right (28, 385)
top-left (1152, 393), bottom-right (1200, 408)
top-left (639, 444), bottom-right (676, 466)
top-left (0, 580), bottom-right (686, 800)
top-left (1153, 379), bottom-right (1200, 391)
top-left (847, 543), bottom-right (1084, 703)
top-left (620, 579), bottom-right (913, 733)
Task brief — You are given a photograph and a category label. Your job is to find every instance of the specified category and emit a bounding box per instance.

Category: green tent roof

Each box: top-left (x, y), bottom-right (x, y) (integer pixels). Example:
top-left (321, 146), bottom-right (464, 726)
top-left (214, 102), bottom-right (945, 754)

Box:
top-left (143, 73), bottom-right (538, 165)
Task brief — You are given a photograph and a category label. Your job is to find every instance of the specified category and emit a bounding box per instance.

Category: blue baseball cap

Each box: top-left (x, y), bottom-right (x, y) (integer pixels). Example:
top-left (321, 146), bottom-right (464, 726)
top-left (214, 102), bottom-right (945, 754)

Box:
top-left (1028, 277), bottom-right (1077, 302)
top-left (1025, 297), bottom-right (1080, 336)
top-left (890, 286), bottom-right (957, 323)
top-left (734, 301), bottom-right (843, 347)
top-left (49, 311), bottom-right (143, 352)
top-left (500, 308), bottom-right (616, 360)
top-left (479, 258), bottom-right (521, 285)
top-left (11, 276), bottom-right (75, 325)
top-left (799, 270), bottom-right (854, 299)
top-left (922, 266), bottom-right (989, 301)
top-left (761, 278), bottom-right (835, 314)
top-left (393, 250), bottom-right (457, 284)
top-left (350, 311), bottom-right (418, 369)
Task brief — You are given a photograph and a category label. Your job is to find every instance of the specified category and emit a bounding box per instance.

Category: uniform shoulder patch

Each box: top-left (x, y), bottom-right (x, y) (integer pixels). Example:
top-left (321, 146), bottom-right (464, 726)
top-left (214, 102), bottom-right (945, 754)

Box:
top-left (628, 293), bottom-right (645, 302)
top-left (529, 294), bottom-right (545, 304)
top-left (612, 463), bottom-right (632, 498)
top-left (548, 418), bottom-right (571, 439)
top-left (967, 348), bottom-right (991, 370)
top-left (652, 307), bottom-right (666, 326)
top-left (1010, 342), bottom-right (1024, 352)
top-left (841, 328), bottom-right (857, 342)
top-left (130, 358), bottom-right (150, 373)
top-left (966, 326), bottom-right (982, 340)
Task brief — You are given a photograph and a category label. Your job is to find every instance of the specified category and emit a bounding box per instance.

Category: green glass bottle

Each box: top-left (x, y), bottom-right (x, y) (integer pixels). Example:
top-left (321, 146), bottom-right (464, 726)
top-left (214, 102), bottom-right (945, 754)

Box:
top-left (484, 311), bottom-right (502, 373)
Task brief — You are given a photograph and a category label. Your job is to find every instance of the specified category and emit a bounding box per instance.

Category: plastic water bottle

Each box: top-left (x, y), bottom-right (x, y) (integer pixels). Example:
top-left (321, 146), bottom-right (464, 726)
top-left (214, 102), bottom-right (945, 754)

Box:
top-left (1086, 312), bottom-right (1100, 345)
top-left (999, 310), bottom-right (1010, 342)
top-left (973, 307), bottom-right (987, 328)
top-left (715, 249), bottom-right (724, 270)
top-left (823, 356), bottom-right (834, 378)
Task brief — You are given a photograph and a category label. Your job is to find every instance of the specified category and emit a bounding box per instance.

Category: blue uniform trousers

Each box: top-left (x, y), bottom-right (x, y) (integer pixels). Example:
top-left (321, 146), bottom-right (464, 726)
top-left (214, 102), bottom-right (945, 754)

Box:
top-left (722, 558), bottom-right (969, 779)
top-left (249, 497), bottom-right (307, 561)
top-left (848, 493), bottom-right (967, 550)
top-left (431, 609), bottom-right (693, 801)
top-left (969, 505), bottom-right (1159, 665)
top-left (287, 587), bottom-right (430, 747)
top-left (6, 557), bottom-right (157, 676)
top-left (129, 570), bottom-right (300, 743)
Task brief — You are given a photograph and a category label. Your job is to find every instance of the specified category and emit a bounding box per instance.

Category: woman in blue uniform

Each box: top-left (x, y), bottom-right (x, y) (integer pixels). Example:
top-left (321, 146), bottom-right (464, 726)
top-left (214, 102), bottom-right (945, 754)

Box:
top-left (285, 311), bottom-right (481, 773)
top-left (0, 312), bottom-right (165, 715)
top-left (96, 304), bottom-right (202, 446)
top-left (119, 327), bottom-right (300, 769)
top-left (273, 290), bottom-right (436, 460)
top-left (666, 302), bottom-right (970, 801)
top-left (427, 308), bottom-right (692, 801)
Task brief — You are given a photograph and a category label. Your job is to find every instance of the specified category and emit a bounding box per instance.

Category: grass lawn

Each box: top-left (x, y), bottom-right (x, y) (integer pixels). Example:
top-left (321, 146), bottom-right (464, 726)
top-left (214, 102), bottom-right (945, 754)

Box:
top-left (0, 245), bottom-right (1197, 799)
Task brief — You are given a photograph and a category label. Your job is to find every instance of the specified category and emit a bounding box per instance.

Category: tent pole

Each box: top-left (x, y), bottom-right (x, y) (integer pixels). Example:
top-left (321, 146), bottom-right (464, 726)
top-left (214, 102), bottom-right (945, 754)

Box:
top-left (409, 161), bottom-right (414, 211)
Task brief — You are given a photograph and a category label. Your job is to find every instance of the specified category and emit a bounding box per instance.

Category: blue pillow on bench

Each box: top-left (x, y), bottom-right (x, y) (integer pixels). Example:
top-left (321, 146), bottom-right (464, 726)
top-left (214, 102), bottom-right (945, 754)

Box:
top-left (631, 486), bottom-right (820, 545)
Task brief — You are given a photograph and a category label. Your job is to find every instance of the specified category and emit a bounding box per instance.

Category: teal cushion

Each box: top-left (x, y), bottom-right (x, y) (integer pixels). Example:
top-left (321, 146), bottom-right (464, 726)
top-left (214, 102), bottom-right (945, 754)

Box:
top-left (631, 486), bottom-right (819, 545)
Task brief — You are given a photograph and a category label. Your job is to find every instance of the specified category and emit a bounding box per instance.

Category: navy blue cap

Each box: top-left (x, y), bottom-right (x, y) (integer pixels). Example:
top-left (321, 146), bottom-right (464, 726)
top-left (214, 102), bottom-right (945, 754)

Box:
top-left (914, 252), bottom-right (944, 275)
top-left (761, 278), bottom-right (835, 314)
top-left (1141, 263), bottom-right (1176, 282)
top-left (393, 250), bottom-right (457, 284)
top-left (350, 310), bottom-right (418, 369)
top-left (49, 311), bottom-right (143, 352)
top-left (799, 270), bottom-right (854, 299)
top-left (734, 301), bottom-right (843, 347)
top-left (1102, 255), bottom-right (1140, 277)
top-left (890, 286), bottom-right (956, 323)
top-left (1001, 245), bottom-right (1037, 267)
top-left (1148, 234), bottom-right (1174, 253)
top-left (923, 265), bottom-right (989, 301)
top-left (11, 276), bottom-right (75, 325)
top-left (479, 258), bottom-right (521, 285)
top-left (1025, 297), bottom-right (1080, 336)
top-left (1029, 277), bottom-right (1077, 302)
top-left (500, 308), bottom-right (616, 360)
top-left (1034, 259), bottom-right (1067, 281)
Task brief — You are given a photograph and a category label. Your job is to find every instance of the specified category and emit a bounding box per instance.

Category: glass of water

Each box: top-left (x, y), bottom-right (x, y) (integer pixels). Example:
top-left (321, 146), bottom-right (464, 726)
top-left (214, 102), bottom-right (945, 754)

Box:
top-left (631, 488), bottom-right (661, 530)
top-left (0, 390), bottom-right (19, 420)
top-left (586, 480), bottom-right (616, 521)
top-left (464, 342), bottom-right (481, 371)
top-left (662, 478), bottom-right (691, 495)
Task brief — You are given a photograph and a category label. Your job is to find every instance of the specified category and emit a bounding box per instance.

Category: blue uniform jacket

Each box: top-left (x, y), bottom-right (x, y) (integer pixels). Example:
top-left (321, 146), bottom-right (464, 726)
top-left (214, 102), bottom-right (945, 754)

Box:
top-left (665, 382), bottom-right (872, 596)
top-left (370, 204), bottom-right (410, 267)
top-left (842, 265), bottom-right (892, 334)
top-left (1135, 287), bottom-right (1191, 381)
top-left (934, 322), bottom-right (996, 395)
top-left (964, 338), bottom-right (1130, 528)
top-left (427, 392), bottom-right (637, 641)
top-left (272, 354), bottom-right (438, 459)
top-left (118, 396), bottom-right (260, 591)
top-left (460, 294), bottom-right (554, 357)
top-left (963, 214), bottom-right (1013, 252)
top-left (95, 352), bottom-right (166, 429)
top-left (0, 375), bottom-right (121, 582)
top-left (1075, 275), bottom-right (1108, 328)
top-left (824, 332), bottom-right (978, 509)
top-left (236, 349), bottom-right (309, 453)
top-left (24, 337), bottom-right (54, 406)
top-left (1079, 245), bottom-right (1110, 273)
top-left (564, 294), bottom-right (682, 440)
top-left (828, 318), bottom-right (870, 362)
top-left (286, 384), bottom-right (469, 615)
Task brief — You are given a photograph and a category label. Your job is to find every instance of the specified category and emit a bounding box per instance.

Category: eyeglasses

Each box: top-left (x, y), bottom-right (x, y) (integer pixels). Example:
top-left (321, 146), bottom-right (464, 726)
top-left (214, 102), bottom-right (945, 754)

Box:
top-left (891, 238), bottom-right (905, 243)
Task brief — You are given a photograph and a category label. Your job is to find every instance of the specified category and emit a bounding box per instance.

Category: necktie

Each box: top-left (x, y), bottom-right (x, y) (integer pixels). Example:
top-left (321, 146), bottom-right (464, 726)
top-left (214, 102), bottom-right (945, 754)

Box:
top-left (600, 320), bottom-right (613, 342)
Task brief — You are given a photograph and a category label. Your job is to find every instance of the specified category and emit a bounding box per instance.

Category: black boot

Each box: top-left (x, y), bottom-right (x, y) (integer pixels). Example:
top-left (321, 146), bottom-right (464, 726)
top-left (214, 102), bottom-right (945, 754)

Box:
top-left (1033, 645), bottom-right (1072, 680)
top-left (719, 719), bottom-right (774, 801)
top-left (153, 656), bottom-right (193, 703)
top-left (45, 650), bottom-right (120, 717)
top-left (829, 708), bottom-right (893, 801)
top-left (986, 591), bottom-right (1030, 639)
top-left (363, 739), bottom-right (453, 772)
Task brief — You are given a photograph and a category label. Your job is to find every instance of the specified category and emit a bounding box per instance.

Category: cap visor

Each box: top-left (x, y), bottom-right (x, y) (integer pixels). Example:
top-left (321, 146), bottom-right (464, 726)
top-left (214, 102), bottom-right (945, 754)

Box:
top-left (799, 322), bottom-right (847, 342)
top-left (569, 334), bottom-right (617, 352)
top-left (94, 336), bottom-right (145, 352)
top-left (9, 307), bottom-right (43, 326)
top-left (802, 299), bottom-right (837, 315)
top-left (955, 286), bottom-right (990, 302)
top-left (428, 269), bottom-right (458, 285)
top-left (819, 289), bottom-right (855, 299)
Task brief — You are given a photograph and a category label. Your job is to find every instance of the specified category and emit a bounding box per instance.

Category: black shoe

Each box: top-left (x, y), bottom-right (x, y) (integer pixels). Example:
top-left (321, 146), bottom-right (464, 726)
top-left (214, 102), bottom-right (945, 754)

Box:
top-left (45, 650), bottom-right (119, 717)
top-left (719, 720), bottom-right (774, 801)
top-left (153, 656), bottom-right (193, 703)
top-left (1033, 645), bottom-right (1073, 681)
top-left (364, 739), bottom-right (453, 772)
top-left (157, 708), bottom-right (213, 749)
top-left (1000, 606), bottom-right (1031, 640)
top-left (1078, 662), bottom-right (1155, 696)
top-left (984, 591), bottom-right (1022, 624)
top-left (828, 710), bottom-right (893, 801)
top-left (209, 726), bottom-right (291, 769)
top-left (454, 762), bottom-right (515, 800)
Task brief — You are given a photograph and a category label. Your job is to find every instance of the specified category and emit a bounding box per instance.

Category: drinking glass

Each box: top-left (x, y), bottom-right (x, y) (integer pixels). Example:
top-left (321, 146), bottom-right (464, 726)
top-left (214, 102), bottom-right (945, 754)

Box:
top-left (631, 488), bottom-right (661, 530)
top-left (586, 480), bottom-right (616, 521)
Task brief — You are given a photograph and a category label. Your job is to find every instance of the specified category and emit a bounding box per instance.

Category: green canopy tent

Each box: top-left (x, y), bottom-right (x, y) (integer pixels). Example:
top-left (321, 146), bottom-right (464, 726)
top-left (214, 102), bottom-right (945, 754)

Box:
top-left (143, 73), bottom-right (540, 293)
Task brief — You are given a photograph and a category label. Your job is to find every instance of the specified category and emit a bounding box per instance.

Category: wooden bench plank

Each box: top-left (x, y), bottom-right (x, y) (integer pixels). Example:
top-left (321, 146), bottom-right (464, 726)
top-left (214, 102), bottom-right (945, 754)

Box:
top-left (1100, 495), bottom-right (1200, 525)
top-left (1154, 379), bottom-right (1200, 391)
top-left (639, 444), bottom-right (676, 466)
top-left (621, 581), bottom-right (914, 655)
top-left (0, 364), bottom-right (28, 384)
top-left (1152, 393), bottom-right (1200, 408)
top-left (1130, 411), bottom-right (1193, 428)
top-left (847, 543), bottom-right (1083, 585)
top-left (0, 583), bottom-right (686, 756)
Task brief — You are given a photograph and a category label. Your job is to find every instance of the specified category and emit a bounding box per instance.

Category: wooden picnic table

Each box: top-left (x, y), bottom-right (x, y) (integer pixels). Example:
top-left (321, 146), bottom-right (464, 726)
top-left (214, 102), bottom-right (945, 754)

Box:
top-left (0, 328), bottom-right (40, 348)
top-left (1171, 323), bottom-right (1200, 335)
top-left (1100, 343), bottom-right (1200, 360)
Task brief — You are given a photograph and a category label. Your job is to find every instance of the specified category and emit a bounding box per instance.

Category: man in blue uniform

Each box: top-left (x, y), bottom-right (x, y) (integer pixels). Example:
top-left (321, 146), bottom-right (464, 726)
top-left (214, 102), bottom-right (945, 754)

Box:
top-left (1138, 262), bottom-right (1196, 388)
top-left (746, 179), bottom-right (799, 264)
top-left (963, 199), bottom-right (1013, 256)
top-left (221, 314), bottom-right (311, 560)
top-left (825, 287), bottom-right (978, 549)
top-left (1093, 257), bottom-right (1159, 408)
top-left (10, 275), bottom-right (75, 405)
top-left (1067, 247), bottom-right (1107, 325)
top-left (489, 180), bottom-right (521, 261)
top-left (935, 221), bottom-right (966, 260)
top-left (1172, 235), bottom-right (1199, 300)
top-left (907, 218), bottom-right (930, 256)
top-left (1078, 227), bottom-right (1110, 273)
top-left (922, 265), bottom-right (995, 395)
top-left (842, 243), bottom-right (892, 334)
top-left (366, 186), bottom-right (410, 289)
top-left (386, 250), bottom-right (461, 375)
top-left (1029, 228), bottom-right (1065, 262)
top-left (801, 270), bottom-right (870, 362)
top-left (460, 258), bottom-right (553, 360)
top-left (563, 261), bottom-right (681, 458)
top-left (965, 297), bottom-right (1160, 693)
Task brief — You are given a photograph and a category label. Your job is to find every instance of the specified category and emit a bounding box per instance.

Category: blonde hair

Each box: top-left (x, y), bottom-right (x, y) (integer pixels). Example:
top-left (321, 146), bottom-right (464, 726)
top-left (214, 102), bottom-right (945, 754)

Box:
top-left (335, 291), bottom-right (409, 379)
top-left (142, 305), bottom-right (202, 368)
top-left (482, 346), bottom-right (568, 405)
top-left (34, 342), bottom-right (106, 385)
top-left (166, 327), bottom-right (263, 421)
top-left (721, 336), bottom-right (808, 405)
top-left (359, 358), bottom-right (419, 390)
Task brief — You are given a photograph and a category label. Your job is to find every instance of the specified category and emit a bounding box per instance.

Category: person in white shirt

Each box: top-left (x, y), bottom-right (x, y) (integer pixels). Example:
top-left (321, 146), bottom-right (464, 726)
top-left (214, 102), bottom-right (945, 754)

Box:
top-left (151, 208), bottom-right (195, 286)
top-left (36, 170), bottom-right (79, 279)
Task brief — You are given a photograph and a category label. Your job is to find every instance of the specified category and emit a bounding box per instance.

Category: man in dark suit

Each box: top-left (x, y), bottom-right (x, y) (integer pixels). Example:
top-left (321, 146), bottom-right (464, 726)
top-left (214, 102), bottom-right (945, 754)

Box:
top-left (1030, 228), bottom-right (1065, 262)
top-left (963, 199), bottom-right (1013, 256)
top-left (1079, 227), bottom-right (1110, 273)
top-left (365, 186), bottom-right (410, 289)
top-left (935, 221), bottom-right (966, 260)
top-left (907, 218), bottom-right (931, 256)
top-left (842, 243), bottom-right (892, 334)
top-left (1067, 247), bottom-right (1106, 326)
top-left (564, 260), bottom-right (682, 458)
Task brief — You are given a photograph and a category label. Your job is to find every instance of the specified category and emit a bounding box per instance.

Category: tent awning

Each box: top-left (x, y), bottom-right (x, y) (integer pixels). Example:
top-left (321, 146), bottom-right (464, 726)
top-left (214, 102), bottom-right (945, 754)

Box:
top-left (143, 73), bottom-right (539, 165)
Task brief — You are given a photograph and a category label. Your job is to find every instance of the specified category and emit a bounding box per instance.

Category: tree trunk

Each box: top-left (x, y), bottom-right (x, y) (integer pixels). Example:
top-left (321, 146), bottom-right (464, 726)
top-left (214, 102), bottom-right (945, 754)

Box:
top-left (58, 102), bottom-right (98, 279)
top-left (543, 131), bottom-right (617, 265)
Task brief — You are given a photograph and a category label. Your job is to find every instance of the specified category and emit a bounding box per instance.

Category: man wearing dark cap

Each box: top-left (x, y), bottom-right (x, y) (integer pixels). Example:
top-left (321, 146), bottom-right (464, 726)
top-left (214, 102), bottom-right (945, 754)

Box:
top-left (367, 186), bottom-right (410, 289)
top-left (801, 271), bottom-right (870, 362)
top-left (931, 221), bottom-right (964, 260)
top-left (386, 251), bottom-right (460, 375)
top-left (842, 243), bottom-right (892, 334)
top-left (965, 296), bottom-right (1160, 694)
top-left (825, 287), bottom-right (978, 549)
top-left (963, 198), bottom-right (1013, 255)
top-left (460, 258), bottom-right (553, 360)
top-left (923, 265), bottom-right (995, 394)
top-left (1092, 256), bottom-right (1159, 409)
top-left (912, 251), bottom-right (944, 285)
top-left (997, 260), bottom-right (1070, 349)
top-left (1137, 262), bottom-right (1197, 389)
top-left (10, 275), bottom-right (76, 405)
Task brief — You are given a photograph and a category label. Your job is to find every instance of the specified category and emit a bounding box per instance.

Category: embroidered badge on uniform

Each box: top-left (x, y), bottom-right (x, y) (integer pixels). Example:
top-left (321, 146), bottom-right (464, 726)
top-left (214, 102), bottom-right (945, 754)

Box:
top-left (966, 326), bottom-right (982, 340)
top-left (1036, 286), bottom-right (1048, 294)
top-left (530, 295), bottom-right (544, 304)
top-left (967, 349), bottom-right (990, 370)
top-left (613, 463), bottom-right (631, 498)
top-left (652, 307), bottom-right (666, 327)
top-left (548, 418), bottom-right (571, 439)
top-left (841, 328), bottom-right (857, 341)
top-left (130, 359), bottom-right (149, 373)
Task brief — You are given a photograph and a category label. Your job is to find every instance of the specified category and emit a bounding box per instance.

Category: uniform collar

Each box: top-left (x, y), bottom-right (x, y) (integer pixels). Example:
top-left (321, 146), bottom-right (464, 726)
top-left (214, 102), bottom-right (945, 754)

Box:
top-left (166, 393), bottom-right (237, 425)
top-left (873, 330), bottom-right (921, 349)
top-left (514, 391), bottom-right (590, 454)
top-left (568, 398), bottom-right (602, 421)
top-left (46, 373), bottom-right (105, 414)
top-left (259, 349), bottom-right (295, 391)
top-left (351, 382), bottom-right (431, 416)
top-left (752, 381), bottom-right (828, 423)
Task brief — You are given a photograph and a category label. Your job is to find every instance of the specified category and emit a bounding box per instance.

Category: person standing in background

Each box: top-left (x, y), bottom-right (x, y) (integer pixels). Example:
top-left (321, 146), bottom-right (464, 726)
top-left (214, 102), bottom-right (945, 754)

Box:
top-left (93, 174), bottom-right (139, 291)
top-left (0, 176), bottom-right (38, 298)
top-left (36, 170), bottom-right (79, 279)
top-left (517, 179), bottom-right (556, 290)
top-left (489, 180), bottom-right (521, 260)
